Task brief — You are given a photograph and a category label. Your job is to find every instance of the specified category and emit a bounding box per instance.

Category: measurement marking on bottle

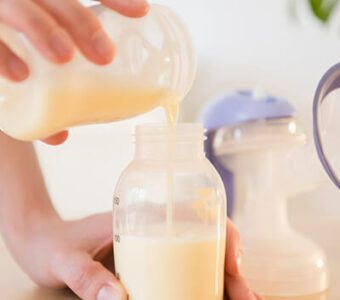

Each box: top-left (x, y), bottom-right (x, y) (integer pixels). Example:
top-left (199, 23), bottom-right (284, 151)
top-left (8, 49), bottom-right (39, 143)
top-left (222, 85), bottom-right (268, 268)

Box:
top-left (114, 234), bottom-right (120, 243)
top-left (113, 196), bottom-right (120, 205)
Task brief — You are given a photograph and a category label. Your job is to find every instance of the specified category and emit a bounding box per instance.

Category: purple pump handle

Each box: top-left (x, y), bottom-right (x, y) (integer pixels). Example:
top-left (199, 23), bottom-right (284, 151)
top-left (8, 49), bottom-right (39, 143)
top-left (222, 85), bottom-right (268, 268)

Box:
top-left (313, 63), bottom-right (340, 190)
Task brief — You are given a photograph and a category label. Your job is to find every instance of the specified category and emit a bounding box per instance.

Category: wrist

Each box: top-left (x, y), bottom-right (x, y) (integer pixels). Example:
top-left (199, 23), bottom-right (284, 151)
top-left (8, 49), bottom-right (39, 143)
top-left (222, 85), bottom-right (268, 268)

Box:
top-left (0, 195), bottom-right (61, 248)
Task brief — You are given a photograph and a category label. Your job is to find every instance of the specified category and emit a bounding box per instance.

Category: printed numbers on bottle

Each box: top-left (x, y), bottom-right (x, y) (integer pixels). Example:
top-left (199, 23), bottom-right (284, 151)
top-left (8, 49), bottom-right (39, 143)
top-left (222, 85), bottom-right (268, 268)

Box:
top-left (114, 234), bottom-right (120, 243)
top-left (113, 196), bottom-right (120, 205)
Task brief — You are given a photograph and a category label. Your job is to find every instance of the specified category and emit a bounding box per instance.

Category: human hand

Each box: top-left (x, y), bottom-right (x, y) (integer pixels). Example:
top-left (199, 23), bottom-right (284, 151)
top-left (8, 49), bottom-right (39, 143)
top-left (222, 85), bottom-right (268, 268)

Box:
top-left (225, 219), bottom-right (264, 300)
top-left (0, 0), bottom-right (149, 145)
top-left (3, 200), bottom-right (262, 300)
top-left (4, 212), bottom-right (124, 300)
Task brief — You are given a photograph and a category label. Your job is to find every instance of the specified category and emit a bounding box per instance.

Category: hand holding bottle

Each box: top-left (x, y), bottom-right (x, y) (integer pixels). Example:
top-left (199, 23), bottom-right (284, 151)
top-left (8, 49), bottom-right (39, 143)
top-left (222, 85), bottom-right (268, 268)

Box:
top-left (0, 0), bottom-right (149, 145)
top-left (226, 219), bottom-right (263, 300)
top-left (1, 210), bottom-right (262, 300)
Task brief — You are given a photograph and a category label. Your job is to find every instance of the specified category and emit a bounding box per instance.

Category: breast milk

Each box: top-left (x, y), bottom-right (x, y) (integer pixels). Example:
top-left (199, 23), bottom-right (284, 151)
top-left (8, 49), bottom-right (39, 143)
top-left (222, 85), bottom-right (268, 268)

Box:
top-left (0, 84), bottom-right (179, 141)
top-left (114, 232), bottom-right (225, 300)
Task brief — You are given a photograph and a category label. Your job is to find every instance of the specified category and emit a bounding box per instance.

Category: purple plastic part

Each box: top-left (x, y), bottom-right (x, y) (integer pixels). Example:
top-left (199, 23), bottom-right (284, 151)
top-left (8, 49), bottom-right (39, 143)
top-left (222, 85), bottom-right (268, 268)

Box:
top-left (201, 90), bottom-right (296, 218)
top-left (200, 90), bottom-right (296, 132)
top-left (313, 63), bottom-right (340, 190)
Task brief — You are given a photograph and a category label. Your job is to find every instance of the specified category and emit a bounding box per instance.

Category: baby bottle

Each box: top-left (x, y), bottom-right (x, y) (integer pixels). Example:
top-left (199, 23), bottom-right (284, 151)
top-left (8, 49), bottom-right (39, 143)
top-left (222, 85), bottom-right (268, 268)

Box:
top-left (0, 4), bottom-right (196, 141)
top-left (113, 123), bottom-right (226, 300)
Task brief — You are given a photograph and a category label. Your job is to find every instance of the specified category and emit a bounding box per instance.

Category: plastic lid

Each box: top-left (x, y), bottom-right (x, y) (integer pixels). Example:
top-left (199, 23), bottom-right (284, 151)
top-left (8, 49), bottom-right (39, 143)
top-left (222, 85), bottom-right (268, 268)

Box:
top-left (313, 62), bottom-right (340, 190)
top-left (213, 117), bottom-right (306, 155)
top-left (200, 90), bottom-right (296, 131)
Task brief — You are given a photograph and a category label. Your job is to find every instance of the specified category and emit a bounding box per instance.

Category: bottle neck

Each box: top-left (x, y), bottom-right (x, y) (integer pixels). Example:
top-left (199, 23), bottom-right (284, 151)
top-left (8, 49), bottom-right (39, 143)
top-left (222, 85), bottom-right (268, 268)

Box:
top-left (136, 140), bottom-right (205, 160)
top-left (134, 123), bottom-right (205, 161)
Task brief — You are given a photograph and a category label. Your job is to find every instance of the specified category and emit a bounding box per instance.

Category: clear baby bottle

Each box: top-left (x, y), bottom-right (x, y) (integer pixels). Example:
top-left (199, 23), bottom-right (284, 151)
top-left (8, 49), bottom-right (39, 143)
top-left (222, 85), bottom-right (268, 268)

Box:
top-left (113, 123), bottom-right (226, 300)
top-left (0, 4), bottom-right (196, 141)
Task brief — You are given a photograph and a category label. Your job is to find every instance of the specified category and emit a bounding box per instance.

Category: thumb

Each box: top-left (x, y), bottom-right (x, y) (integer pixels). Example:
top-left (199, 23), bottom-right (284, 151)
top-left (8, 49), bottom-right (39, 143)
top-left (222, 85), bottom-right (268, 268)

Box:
top-left (226, 219), bottom-right (243, 277)
top-left (71, 212), bottom-right (113, 256)
top-left (225, 274), bottom-right (262, 300)
top-left (54, 252), bottom-right (126, 300)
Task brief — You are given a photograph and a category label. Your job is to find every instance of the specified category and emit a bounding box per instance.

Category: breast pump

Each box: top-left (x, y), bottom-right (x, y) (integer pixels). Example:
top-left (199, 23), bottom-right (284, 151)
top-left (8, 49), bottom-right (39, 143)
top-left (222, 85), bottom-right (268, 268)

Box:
top-left (201, 90), bottom-right (330, 299)
top-left (0, 3), bottom-right (195, 140)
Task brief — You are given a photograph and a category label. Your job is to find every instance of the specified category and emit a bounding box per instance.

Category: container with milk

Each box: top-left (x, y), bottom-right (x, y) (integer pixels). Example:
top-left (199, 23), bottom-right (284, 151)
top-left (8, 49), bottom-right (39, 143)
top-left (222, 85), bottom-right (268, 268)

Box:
top-left (113, 123), bottom-right (227, 300)
top-left (0, 4), bottom-right (195, 140)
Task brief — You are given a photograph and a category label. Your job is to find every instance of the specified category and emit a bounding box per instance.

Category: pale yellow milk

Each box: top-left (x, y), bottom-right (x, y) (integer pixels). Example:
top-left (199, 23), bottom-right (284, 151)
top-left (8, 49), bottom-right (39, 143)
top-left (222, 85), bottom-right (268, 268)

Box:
top-left (42, 87), bottom-right (169, 138)
top-left (164, 103), bottom-right (177, 234)
top-left (114, 233), bottom-right (225, 300)
top-left (0, 86), bottom-right (175, 140)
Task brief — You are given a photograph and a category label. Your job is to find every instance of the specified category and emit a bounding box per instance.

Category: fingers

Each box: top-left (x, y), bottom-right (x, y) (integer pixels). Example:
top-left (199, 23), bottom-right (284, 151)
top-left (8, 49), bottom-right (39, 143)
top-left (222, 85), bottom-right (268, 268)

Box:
top-left (71, 212), bottom-right (114, 273)
top-left (0, 0), bottom-right (148, 71)
top-left (41, 130), bottom-right (69, 145)
top-left (0, 40), bottom-right (29, 81)
top-left (225, 219), bottom-right (265, 300)
top-left (100, 0), bottom-right (149, 18)
top-left (54, 252), bottom-right (126, 300)
top-left (0, 0), bottom-right (74, 64)
top-left (225, 274), bottom-right (260, 300)
top-left (226, 219), bottom-right (242, 277)
top-left (34, 0), bottom-right (114, 65)
top-left (72, 212), bottom-right (113, 257)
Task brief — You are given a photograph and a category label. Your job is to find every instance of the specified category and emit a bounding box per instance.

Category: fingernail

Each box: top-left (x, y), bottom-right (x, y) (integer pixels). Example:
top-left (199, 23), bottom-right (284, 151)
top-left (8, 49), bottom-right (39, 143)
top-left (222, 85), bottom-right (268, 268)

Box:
top-left (131, 0), bottom-right (149, 9)
top-left (250, 292), bottom-right (258, 300)
top-left (92, 30), bottom-right (114, 61)
top-left (50, 30), bottom-right (73, 61)
top-left (127, 0), bottom-right (150, 17)
top-left (236, 249), bottom-right (242, 273)
top-left (130, 0), bottom-right (148, 4)
top-left (97, 284), bottom-right (125, 300)
top-left (8, 56), bottom-right (29, 81)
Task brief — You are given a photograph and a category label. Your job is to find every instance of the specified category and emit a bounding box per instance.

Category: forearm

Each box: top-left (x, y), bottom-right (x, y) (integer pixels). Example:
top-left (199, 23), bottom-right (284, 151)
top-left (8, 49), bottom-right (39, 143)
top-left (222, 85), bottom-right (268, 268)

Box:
top-left (0, 132), bottom-right (59, 246)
